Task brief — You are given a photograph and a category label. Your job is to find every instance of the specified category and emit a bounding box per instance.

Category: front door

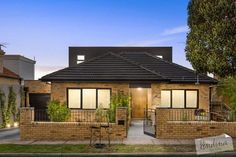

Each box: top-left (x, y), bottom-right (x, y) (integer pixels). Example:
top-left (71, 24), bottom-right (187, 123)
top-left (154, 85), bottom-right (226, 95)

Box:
top-left (131, 88), bottom-right (147, 119)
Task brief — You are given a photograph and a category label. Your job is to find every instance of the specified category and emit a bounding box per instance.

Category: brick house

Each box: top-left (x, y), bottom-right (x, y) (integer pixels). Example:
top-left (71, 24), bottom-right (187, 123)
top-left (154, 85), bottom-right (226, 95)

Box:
top-left (40, 47), bottom-right (217, 119)
top-left (0, 48), bottom-right (22, 126)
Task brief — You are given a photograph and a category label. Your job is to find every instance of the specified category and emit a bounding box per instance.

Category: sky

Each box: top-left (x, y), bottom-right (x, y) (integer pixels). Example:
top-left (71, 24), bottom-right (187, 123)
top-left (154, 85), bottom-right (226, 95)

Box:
top-left (0, 0), bottom-right (190, 79)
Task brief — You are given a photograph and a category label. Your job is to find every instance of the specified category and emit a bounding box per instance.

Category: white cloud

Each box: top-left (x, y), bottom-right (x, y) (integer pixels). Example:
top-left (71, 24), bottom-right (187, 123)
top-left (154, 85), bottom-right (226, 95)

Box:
top-left (161, 26), bottom-right (189, 36)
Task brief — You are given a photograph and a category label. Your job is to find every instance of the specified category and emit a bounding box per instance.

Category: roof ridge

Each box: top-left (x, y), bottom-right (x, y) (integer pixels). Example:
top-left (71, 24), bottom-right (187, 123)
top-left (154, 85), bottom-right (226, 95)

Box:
top-left (41, 53), bottom-right (111, 80)
top-left (110, 52), bottom-right (168, 80)
top-left (143, 52), bottom-right (216, 81)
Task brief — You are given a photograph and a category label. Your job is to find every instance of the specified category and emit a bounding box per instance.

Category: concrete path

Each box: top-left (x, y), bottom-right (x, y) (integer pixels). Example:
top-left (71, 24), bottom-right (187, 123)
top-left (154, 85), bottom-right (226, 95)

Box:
top-left (124, 120), bottom-right (156, 144)
top-left (124, 120), bottom-right (195, 145)
top-left (0, 128), bottom-right (20, 142)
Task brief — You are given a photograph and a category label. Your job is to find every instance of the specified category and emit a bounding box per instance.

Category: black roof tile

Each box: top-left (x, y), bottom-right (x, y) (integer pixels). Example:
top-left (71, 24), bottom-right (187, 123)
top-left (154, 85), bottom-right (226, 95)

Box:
top-left (41, 52), bottom-right (167, 82)
top-left (41, 52), bottom-right (217, 83)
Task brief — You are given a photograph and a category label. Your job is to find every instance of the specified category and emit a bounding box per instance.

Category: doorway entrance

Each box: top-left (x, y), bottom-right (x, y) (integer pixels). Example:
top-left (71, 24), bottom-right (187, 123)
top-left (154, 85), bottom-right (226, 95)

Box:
top-left (130, 88), bottom-right (147, 119)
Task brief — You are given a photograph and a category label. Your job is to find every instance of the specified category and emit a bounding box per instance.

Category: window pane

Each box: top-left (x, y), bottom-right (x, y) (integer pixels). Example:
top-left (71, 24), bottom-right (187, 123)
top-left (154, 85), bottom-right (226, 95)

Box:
top-left (160, 90), bottom-right (171, 107)
top-left (82, 89), bottom-right (96, 109)
top-left (186, 91), bottom-right (197, 108)
top-left (77, 60), bottom-right (84, 64)
top-left (68, 89), bottom-right (81, 108)
top-left (98, 89), bottom-right (110, 108)
top-left (172, 90), bottom-right (184, 108)
top-left (77, 55), bottom-right (85, 60)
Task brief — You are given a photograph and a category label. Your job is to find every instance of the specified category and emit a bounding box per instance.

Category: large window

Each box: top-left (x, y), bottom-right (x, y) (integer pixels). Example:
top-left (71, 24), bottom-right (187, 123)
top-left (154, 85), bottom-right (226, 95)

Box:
top-left (160, 90), bottom-right (171, 108)
top-left (172, 90), bottom-right (185, 108)
top-left (82, 89), bottom-right (96, 109)
top-left (98, 89), bottom-right (111, 108)
top-left (68, 89), bottom-right (81, 108)
top-left (67, 88), bottom-right (111, 109)
top-left (160, 89), bottom-right (198, 108)
top-left (186, 90), bottom-right (198, 108)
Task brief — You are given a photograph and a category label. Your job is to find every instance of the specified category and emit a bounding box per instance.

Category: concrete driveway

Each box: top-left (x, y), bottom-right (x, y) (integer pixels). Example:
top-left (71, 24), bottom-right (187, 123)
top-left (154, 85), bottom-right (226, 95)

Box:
top-left (0, 128), bottom-right (20, 143)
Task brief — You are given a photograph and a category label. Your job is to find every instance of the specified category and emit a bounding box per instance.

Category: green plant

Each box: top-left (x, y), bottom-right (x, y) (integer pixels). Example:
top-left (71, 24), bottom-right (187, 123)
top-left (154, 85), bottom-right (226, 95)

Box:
top-left (3, 110), bottom-right (10, 126)
top-left (218, 76), bottom-right (236, 112)
top-left (108, 91), bottom-right (130, 122)
top-left (8, 87), bottom-right (17, 122)
top-left (0, 90), bottom-right (6, 127)
top-left (47, 100), bottom-right (71, 122)
top-left (227, 111), bottom-right (236, 122)
top-left (95, 104), bottom-right (107, 122)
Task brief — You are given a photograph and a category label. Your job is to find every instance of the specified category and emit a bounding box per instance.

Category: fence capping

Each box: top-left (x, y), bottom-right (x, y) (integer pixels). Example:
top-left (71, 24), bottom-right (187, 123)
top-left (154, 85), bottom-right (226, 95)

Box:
top-left (116, 107), bottom-right (128, 109)
top-left (20, 107), bottom-right (34, 110)
top-left (167, 121), bottom-right (236, 124)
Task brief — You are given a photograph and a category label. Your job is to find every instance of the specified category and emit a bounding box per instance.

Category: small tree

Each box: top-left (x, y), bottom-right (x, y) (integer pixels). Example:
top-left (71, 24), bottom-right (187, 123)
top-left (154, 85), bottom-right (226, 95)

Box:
top-left (0, 90), bottom-right (6, 127)
top-left (47, 100), bottom-right (71, 122)
top-left (8, 87), bottom-right (17, 122)
top-left (95, 104), bottom-right (107, 122)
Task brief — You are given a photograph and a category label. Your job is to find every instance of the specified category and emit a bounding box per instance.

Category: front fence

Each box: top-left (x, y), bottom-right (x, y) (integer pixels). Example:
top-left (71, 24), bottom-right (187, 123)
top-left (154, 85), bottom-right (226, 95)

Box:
top-left (20, 107), bottom-right (128, 141)
top-left (34, 109), bottom-right (108, 122)
top-left (167, 109), bottom-right (210, 121)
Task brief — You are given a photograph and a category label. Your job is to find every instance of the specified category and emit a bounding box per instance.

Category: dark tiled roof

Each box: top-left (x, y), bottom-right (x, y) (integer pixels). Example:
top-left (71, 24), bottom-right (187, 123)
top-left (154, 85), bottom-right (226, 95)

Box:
top-left (120, 52), bottom-right (217, 83)
top-left (0, 67), bottom-right (20, 79)
top-left (41, 52), bottom-right (217, 83)
top-left (41, 53), bottom-right (167, 82)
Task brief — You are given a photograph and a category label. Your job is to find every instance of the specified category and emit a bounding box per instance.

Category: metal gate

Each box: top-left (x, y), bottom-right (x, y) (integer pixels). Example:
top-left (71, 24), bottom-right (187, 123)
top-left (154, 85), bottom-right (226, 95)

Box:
top-left (143, 108), bottom-right (156, 137)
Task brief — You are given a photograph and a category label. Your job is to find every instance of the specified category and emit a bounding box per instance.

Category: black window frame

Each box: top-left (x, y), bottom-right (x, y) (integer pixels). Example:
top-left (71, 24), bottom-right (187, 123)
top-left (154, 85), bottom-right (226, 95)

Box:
top-left (160, 89), bottom-right (199, 109)
top-left (67, 88), bottom-right (112, 110)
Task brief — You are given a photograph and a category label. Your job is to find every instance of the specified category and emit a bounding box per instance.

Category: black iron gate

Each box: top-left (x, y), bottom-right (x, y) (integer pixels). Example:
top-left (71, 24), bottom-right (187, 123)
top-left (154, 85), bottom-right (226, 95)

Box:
top-left (143, 108), bottom-right (156, 137)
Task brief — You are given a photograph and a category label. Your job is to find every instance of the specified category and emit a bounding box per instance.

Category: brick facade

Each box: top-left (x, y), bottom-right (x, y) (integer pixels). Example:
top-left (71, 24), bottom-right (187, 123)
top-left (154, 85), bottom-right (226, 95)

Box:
top-left (51, 82), bottom-right (129, 104)
top-left (152, 83), bottom-right (210, 111)
top-left (156, 108), bottom-right (236, 139)
top-left (24, 80), bottom-right (51, 94)
top-left (20, 107), bottom-right (128, 141)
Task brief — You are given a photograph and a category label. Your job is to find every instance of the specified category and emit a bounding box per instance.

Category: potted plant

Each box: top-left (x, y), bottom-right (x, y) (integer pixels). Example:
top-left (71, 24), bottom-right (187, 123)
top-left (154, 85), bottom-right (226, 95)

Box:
top-left (195, 109), bottom-right (208, 121)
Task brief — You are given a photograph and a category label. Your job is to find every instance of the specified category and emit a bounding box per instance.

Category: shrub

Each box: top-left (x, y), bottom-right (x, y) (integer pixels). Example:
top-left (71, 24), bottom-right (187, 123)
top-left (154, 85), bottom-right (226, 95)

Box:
top-left (47, 100), bottom-right (70, 122)
top-left (218, 76), bottom-right (236, 112)
top-left (95, 104), bottom-right (107, 122)
top-left (108, 91), bottom-right (130, 122)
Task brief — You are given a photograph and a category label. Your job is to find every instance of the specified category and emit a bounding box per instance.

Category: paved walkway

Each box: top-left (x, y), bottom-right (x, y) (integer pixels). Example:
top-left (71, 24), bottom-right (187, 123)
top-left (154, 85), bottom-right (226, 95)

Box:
top-left (124, 120), bottom-right (156, 144)
top-left (124, 120), bottom-right (195, 145)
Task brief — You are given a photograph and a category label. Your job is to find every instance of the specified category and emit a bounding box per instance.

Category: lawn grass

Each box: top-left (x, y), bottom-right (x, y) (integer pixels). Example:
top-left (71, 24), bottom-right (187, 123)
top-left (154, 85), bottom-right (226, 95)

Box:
top-left (0, 144), bottom-right (235, 153)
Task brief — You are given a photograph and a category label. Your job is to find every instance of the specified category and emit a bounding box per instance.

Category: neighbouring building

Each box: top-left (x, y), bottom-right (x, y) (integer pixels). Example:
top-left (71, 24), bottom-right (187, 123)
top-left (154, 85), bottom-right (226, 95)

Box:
top-left (3, 55), bottom-right (36, 80)
top-left (0, 48), bottom-right (22, 126)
